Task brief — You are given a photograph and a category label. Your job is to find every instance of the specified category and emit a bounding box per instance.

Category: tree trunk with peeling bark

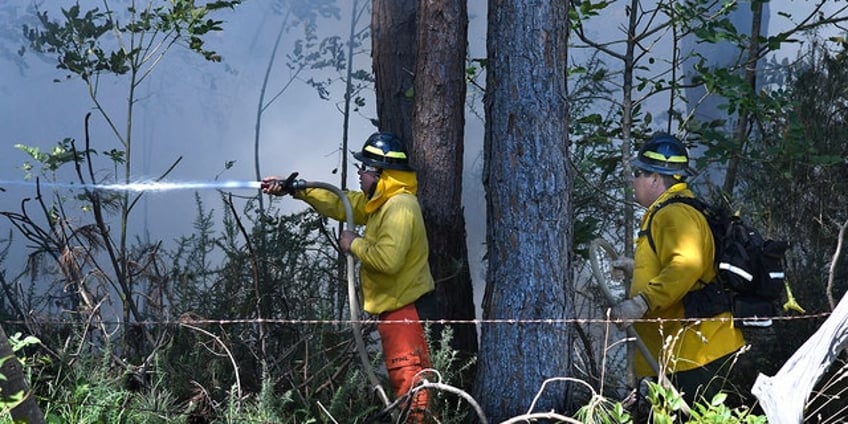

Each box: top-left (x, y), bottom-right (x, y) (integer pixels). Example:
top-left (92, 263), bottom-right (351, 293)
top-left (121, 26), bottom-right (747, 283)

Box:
top-left (410, 0), bottom-right (478, 385)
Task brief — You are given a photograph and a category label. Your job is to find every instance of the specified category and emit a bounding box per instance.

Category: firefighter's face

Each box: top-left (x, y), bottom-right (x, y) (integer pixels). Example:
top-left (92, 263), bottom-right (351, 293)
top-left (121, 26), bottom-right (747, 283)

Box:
top-left (632, 167), bottom-right (659, 208)
top-left (356, 163), bottom-right (381, 194)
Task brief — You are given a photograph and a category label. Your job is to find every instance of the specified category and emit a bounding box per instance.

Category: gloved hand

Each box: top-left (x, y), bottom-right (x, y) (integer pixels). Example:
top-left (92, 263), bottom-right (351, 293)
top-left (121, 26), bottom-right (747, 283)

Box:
top-left (610, 257), bottom-right (634, 280)
top-left (260, 172), bottom-right (299, 196)
top-left (610, 294), bottom-right (649, 329)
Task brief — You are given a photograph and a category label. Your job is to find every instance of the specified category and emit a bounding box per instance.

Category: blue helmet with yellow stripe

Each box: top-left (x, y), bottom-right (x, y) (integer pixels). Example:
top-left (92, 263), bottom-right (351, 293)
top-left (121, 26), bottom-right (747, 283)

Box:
top-left (354, 132), bottom-right (414, 171)
top-left (632, 133), bottom-right (694, 176)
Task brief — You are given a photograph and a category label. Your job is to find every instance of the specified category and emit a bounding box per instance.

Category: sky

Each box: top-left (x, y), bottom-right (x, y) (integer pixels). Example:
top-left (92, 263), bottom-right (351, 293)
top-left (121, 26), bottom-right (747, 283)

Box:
top-left (0, 0), bottom-right (845, 318)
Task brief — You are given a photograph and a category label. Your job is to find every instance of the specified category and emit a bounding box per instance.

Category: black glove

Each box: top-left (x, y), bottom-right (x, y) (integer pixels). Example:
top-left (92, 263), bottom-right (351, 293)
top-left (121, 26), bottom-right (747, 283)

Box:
top-left (262, 172), bottom-right (300, 196)
top-left (279, 172), bottom-right (300, 195)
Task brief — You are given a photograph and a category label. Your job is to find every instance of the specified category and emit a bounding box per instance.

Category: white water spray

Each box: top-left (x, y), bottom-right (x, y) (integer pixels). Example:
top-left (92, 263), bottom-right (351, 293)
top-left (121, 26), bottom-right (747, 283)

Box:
top-left (0, 180), bottom-right (262, 192)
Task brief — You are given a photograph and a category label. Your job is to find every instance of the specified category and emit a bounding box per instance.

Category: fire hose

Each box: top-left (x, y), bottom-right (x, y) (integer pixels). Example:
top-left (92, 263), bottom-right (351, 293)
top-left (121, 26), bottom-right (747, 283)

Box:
top-left (589, 238), bottom-right (690, 413)
top-left (289, 179), bottom-right (392, 409)
top-left (589, 238), bottom-right (661, 375)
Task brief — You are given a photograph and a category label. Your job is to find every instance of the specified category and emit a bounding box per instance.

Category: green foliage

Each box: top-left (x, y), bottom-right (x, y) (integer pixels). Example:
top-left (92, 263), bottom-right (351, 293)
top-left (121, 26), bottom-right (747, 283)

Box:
top-left (23, 1), bottom-right (241, 81)
top-left (8, 1), bottom-right (244, 367)
top-left (645, 382), bottom-right (766, 424)
top-left (0, 333), bottom-right (40, 418)
top-left (569, 0), bottom-right (613, 27)
top-left (221, 381), bottom-right (289, 424)
top-left (14, 139), bottom-right (86, 180)
top-left (33, 343), bottom-right (181, 423)
top-left (0, 389), bottom-right (24, 421)
top-left (573, 394), bottom-right (631, 423)
top-left (734, 36), bottom-right (848, 380)
top-left (323, 368), bottom-right (380, 422)
top-left (297, 0), bottom-right (373, 110)
top-left (675, 3), bottom-right (845, 181)
top-left (425, 326), bottom-right (478, 423)
top-left (6, 333), bottom-right (40, 354)
top-left (669, 0), bottom-right (743, 46)
top-left (24, 5), bottom-right (115, 80)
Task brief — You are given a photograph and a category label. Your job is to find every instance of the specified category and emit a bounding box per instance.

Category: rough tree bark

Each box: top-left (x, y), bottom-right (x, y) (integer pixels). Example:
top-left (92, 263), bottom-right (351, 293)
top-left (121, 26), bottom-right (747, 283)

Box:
top-left (373, 0), bottom-right (479, 373)
top-left (475, 0), bottom-right (572, 420)
top-left (371, 0), bottom-right (417, 141)
top-left (410, 0), bottom-right (478, 383)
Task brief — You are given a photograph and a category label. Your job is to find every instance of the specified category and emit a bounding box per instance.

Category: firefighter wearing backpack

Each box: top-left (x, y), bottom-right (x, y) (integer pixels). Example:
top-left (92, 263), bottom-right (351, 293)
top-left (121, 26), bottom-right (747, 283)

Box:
top-left (610, 133), bottom-right (746, 406)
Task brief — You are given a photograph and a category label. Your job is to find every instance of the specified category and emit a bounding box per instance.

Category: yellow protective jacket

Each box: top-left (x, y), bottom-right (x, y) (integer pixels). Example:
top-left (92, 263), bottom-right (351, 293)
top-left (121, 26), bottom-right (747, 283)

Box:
top-left (294, 169), bottom-right (435, 315)
top-left (631, 182), bottom-right (746, 377)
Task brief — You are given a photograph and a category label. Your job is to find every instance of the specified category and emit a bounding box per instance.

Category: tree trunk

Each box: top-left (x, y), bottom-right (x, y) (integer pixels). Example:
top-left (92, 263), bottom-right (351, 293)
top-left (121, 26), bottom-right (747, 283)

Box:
top-left (371, 0), bottom-right (417, 142)
top-left (0, 326), bottom-right (45, 424)
top-left (475, 0), bottom-right (572, 420)
top-left (410, 0), bottom-right (478, 385)
top-left (621, 0), bottom-right (638, 260)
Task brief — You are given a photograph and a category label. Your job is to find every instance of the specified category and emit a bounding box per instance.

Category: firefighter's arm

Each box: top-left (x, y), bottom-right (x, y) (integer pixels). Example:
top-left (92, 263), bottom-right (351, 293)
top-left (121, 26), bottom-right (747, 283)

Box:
top-left (349, 201), bottom-right (413, 274)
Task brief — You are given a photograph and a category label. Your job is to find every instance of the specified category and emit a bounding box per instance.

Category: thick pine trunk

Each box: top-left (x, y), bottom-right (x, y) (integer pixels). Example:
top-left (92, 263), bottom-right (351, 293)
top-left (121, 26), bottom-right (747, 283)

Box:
top-left (475, 0), bottom-right (572, 420)
top-left (410, 0), bottom-right (478, 385)
top-left (371, 0), bottom-right (416, 141)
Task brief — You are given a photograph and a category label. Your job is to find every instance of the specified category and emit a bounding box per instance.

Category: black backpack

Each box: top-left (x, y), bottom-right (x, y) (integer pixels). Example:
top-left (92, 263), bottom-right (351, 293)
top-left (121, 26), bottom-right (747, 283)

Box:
top-left (643, 196), bottom-right (789, 327)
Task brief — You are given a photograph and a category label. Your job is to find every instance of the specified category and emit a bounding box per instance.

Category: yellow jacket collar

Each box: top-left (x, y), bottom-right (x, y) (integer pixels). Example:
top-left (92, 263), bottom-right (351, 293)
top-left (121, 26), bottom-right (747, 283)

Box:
top-left (365, 169), bottom-right (418, 213)
top-left (649, 182), bottom-right (690, 209)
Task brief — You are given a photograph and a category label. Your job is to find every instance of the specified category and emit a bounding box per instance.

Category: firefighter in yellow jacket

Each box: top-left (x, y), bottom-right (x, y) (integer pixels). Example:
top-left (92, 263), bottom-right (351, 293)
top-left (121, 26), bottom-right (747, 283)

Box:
top-left (611, 133), bottom-right (746, 406)
top-left (261, 132), bottom-right (436, 418)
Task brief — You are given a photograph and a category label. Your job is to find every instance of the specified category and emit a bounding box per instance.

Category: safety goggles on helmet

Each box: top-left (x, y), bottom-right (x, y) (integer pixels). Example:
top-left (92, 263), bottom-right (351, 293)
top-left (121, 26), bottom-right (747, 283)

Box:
top-left (355, 163), bottom-right (380, 173)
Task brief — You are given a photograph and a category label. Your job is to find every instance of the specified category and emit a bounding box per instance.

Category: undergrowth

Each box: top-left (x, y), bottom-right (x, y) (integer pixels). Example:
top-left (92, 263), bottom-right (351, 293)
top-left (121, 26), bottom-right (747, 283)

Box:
top-left (0, 329), bottom-right (777, 423)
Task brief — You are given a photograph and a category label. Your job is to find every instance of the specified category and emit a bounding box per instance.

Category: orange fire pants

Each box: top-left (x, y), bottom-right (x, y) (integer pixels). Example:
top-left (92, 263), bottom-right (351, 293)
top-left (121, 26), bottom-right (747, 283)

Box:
top-left (378, 301), bottom-right (432, 417)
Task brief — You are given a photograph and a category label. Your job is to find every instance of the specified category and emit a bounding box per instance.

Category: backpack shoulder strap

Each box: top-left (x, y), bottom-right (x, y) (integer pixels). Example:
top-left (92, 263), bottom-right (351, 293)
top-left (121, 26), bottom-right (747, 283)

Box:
top-left (640, 196), bottom-right (708, 253)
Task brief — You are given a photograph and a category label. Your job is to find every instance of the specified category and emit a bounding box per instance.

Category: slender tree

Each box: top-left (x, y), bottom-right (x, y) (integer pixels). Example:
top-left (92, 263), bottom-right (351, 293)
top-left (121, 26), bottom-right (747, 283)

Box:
top-left (20, 0), bottom-right (240, 353)
top-left (409, 0), bottom-right (477, 379)
top-left (475, 1), bottom-right (572, 419)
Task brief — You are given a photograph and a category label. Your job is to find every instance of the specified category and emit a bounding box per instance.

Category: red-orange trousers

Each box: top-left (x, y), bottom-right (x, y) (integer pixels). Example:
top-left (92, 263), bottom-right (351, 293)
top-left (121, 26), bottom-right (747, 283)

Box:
top-left (378, 302), bottom-right (431, 415)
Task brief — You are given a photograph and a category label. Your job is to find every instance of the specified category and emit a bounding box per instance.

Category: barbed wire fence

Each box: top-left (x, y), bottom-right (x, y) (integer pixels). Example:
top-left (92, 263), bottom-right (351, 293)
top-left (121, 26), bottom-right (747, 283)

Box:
top-left (2, 309), bottom-right (841, 423)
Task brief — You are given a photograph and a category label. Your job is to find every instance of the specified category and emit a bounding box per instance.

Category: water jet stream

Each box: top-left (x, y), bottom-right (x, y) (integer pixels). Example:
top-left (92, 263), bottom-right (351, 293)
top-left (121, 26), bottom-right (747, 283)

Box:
top-left (0, 180), bottom-right (262, 192)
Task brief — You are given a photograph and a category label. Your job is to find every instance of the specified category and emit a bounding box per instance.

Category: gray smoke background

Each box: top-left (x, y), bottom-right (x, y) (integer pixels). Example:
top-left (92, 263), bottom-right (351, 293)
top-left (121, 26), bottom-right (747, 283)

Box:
top-left (0, 0), bottom-right (842, 318)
